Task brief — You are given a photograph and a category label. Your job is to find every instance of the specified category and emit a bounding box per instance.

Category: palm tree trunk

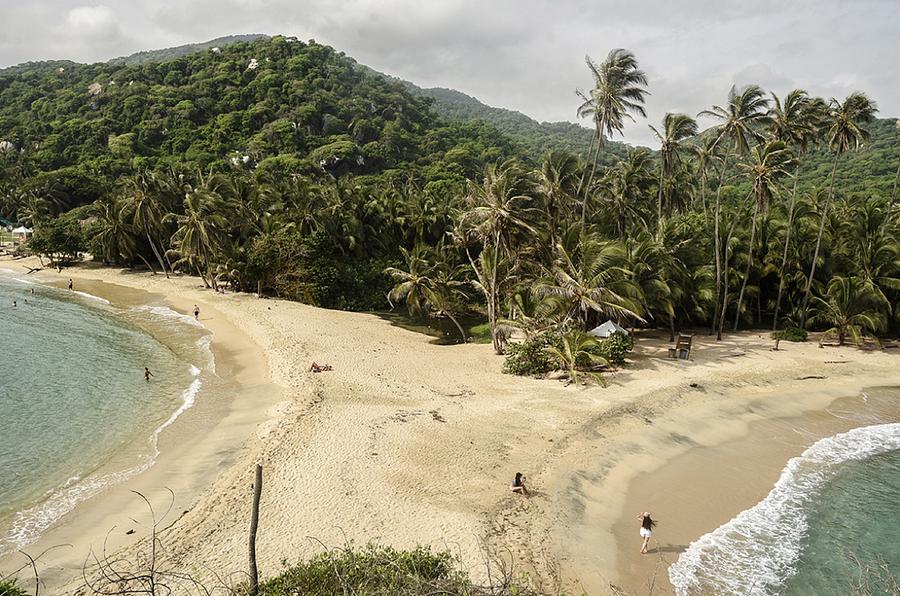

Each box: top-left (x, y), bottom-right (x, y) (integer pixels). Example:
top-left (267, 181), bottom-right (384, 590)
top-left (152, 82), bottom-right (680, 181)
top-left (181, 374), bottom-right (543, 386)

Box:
top-left (657, 157), bottom-right (665, 231)
top-left (711, 146), bottom-right (732, 337)
top-left (717, 217), bottom-right (739, 340)
top-left (145, 230), bottom-right (170, 279)
top-left (137, 254), bottom-right (157, 274)
top-left (581, 136), bottom-right (605, 234)
top-left (445, 312), bottom-right (467, 344)
top-left (800, 153), bottom-right (840, 328)
top-left (733, 199), bottom-right (760, 330)
top-left (773, 166), bottom-right (801, 330)
top-left (575, 130), bottom-right (599, 214)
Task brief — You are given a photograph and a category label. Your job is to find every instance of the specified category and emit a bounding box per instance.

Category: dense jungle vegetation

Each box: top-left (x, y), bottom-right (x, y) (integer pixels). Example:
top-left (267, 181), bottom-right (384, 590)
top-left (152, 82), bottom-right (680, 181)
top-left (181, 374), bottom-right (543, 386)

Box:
top-left (1, 36), bottom-right (898, 371)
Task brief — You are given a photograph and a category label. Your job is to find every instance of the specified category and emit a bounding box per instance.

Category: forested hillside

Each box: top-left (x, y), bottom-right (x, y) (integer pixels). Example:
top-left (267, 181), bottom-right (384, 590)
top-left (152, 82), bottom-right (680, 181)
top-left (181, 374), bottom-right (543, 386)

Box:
top-left (0, 37), bottom-right (898, 353)
top-left (107, 34), bottom-right (267, 66)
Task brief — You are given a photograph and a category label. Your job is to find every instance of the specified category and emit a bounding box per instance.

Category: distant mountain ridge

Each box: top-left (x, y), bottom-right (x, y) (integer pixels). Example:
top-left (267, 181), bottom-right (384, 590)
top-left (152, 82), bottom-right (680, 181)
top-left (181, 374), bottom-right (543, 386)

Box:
top-left (107, 34), bottom-right (269, 66)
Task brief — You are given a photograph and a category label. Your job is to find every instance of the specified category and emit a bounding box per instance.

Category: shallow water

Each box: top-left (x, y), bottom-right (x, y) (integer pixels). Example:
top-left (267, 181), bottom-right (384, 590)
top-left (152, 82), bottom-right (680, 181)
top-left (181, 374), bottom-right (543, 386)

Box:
top-left (668, 394), bottom-right (900, 595)
top-left (0, 272), bottom-right (211, 552)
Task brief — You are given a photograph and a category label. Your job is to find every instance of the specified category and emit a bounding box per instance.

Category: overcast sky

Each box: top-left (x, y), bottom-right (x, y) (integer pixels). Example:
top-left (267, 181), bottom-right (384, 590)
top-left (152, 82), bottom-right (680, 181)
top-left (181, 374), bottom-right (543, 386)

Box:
top-left (1, 0), bottom-right (898, 146)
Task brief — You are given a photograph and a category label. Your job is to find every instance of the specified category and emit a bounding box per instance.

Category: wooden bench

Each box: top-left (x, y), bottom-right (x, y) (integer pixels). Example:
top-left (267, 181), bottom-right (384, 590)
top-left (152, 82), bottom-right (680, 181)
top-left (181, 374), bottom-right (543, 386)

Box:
top-left (667, 334), bottom-right (693, 360)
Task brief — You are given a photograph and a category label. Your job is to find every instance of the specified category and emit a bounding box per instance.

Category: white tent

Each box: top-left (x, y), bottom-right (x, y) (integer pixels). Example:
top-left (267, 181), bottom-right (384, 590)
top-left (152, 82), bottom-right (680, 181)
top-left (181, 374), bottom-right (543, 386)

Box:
top-left (588, 320), bottom-right (629, 338)
top-left (11, 226), bottom-right (32, 235)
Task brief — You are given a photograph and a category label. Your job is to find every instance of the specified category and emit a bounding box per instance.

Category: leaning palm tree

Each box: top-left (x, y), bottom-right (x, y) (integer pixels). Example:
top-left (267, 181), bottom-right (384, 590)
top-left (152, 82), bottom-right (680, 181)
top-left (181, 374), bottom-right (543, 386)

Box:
top-left (537, 150), bottom-right (581, 248)
top-left (166, 187), bottom-right (226, 287)
top-left (649, 113), bottom-right (698, 227)
top-left (698, 85), bottom-right (772, 339)
top-left (769, 90), bottom-right (827, 329)
top-left (809, 276), bottom-right (887, 346)
top-left (121, 174), bottom-right (170, 277)
top-left (600, 148), bottom-right (654, 237)
top-left (90, 197), bottom-right (137, 266)
top-left (576, 49), bottom-right (649, 231)
top-left (545, 330), bottom-right (610, 386)
top-left (800, 92), bottom-right (878, 326)
top-left (733, 140), bottom-right (797, 329)
top-left (692, 136), bottom-right (721, 220)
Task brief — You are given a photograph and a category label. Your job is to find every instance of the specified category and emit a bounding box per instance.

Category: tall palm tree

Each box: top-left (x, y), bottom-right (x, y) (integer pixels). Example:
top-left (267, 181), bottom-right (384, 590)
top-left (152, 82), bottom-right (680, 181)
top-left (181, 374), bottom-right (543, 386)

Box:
top-left (600, 148), bottom-right (654, 237)
top-left (459, 160), bottom-right (538, 353)
top-left (90, 197), bottom-right (137, 266)
top-left (166, 186), bottom-right (226, 287)
top-left (769, 90), bottom-right (827, 329)
top-left (698, 85), bottom-right (772, 339)
top-left (385, 246), bottom-right (435, 319)
top-left (649, 113), bottom-right (698, 227)
top-left (800, 92), bottom-right (878, 326)
top-left (733, 140), bottom-right (797, 328)
top-left (537, 150), bottom-right (580, 248)
top-left (576, 49), bottom-right (649, 231)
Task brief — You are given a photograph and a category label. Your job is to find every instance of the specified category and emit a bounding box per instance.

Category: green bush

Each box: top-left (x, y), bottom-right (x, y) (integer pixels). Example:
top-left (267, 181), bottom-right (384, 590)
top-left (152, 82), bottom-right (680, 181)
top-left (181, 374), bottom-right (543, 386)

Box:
top-left (468, 322), bottom-right (493, 344)
top-left (594, 331), bottom-right (633, 365)
top-left (502, 334), bottom-right (561, 376)
top-left (772, 327), bottom-right (808, 342)
top-left (0, 579), bottom-right (28, 596)
top-left (256, 544), bottom-right (472, 596)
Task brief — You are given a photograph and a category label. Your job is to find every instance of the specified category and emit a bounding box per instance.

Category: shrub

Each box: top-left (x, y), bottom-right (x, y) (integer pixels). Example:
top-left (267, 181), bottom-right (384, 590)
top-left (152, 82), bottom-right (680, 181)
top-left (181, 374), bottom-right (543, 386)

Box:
top-left (256, 544), bottom-right (473, 596)
top-left (0, 579), bottom-right (28, 596)
top-left (772, 326), bottom-right (808, 342)
top-left (502, 333), bottom-right (561, 376)
top-left (594, 331), bottom-right (633, 365)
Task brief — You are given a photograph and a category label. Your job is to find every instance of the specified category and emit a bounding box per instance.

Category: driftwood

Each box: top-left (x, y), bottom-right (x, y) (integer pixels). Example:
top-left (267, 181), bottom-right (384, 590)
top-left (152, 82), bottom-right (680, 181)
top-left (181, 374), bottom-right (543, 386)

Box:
top-left (23, 265), bottom-right (42, 274)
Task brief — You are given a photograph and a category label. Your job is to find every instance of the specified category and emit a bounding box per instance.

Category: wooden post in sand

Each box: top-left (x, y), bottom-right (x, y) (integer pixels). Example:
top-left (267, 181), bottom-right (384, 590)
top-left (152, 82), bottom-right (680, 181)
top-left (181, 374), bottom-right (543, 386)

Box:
top-left (249, 464), bottom-right (262, 595)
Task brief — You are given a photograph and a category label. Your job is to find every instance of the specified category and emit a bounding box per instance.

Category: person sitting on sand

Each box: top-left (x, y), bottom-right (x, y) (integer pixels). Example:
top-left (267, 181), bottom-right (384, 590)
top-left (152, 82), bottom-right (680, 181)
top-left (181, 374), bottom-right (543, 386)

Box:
top-left (511, 472), bottom-right (528, 496)
top-left (308, 362), bottom-right (333, 373)
top-left (144, 367), bottom-right (154, 382)
top-left (638, 511), bottom-right (656, 554)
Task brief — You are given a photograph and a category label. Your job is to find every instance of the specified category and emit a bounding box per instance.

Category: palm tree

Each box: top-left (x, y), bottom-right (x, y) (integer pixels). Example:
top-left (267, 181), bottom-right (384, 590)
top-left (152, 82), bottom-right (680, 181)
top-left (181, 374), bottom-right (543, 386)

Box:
top-left (576, 49), bottom-right (649, 231)
top-left (649, 113), bottom-right (698, 227)
top-left (698, 85), bottom-right (772, 339)
top-left (800, 92), bottom-right (878, 327)
top-left (890, 120), bottom-right (900, 214)
top-left (121, 174), bottom-right (170, 277)
top-left (809, 276), bottom-right (887, 345)
top-left (90, 197), bottom-right (137, 265)
top-left (537, 150), bottom-right (580, 248)
top-left (385, 246), bottom-right (435, 318)
top-left (733, 140), bottom-right (797, 328)
top-left (769, 90), bottom-right (827, 330)
top-left (600, 148), bottom-right (654, 237)
top-left (166, 185), bottom-right (226, 287)
top-left (458, 160), bottom-right (538, 353)
top-left (538, 235), bottom-right (642, 330)
top-left (545, 330), bottom-right (610, 386)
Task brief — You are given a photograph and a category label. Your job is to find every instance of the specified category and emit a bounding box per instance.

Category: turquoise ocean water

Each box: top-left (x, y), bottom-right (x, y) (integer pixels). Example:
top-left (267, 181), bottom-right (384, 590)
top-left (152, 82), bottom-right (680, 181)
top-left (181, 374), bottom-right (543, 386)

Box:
top-left (0, 271), bottom-right (212, 553)
top-left (669, 394), bottom-right (900, 595)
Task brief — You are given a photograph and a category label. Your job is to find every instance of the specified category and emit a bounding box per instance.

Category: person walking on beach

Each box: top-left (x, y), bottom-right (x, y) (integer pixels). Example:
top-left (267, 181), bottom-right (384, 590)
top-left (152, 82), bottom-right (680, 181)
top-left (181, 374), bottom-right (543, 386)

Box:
top-left (68, 279), bottom-right (73, 291)
top-left (144, 367), bottom-right (154, 382)
top-left (511, 472), bottom-right (528, 496)
top-left (193, 304), bottom-right (200, 320)
top-left (638, 511), bottom-right (656, 554)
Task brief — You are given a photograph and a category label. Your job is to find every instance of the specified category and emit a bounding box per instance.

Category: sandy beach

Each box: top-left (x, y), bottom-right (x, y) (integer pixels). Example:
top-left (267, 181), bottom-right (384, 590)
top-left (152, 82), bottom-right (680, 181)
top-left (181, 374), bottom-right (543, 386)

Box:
top-left (2, 254), bottom-right (899, 595)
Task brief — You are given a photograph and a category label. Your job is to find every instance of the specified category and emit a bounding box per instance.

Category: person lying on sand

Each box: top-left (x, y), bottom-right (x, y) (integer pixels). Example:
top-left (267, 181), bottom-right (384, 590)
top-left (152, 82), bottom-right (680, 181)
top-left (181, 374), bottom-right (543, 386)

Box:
top-left (511, 472), bottom-right (528, 496)
top-left (638, 511), bottom-right (656, 554)
top-left (308, 362), bottom-right (333, 373)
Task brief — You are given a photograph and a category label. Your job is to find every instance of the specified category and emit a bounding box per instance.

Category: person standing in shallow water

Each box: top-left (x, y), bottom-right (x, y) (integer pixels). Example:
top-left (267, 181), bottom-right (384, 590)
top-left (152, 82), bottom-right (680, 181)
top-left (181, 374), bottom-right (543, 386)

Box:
top-left (193, 304), bottom-right (200, 320)
top-left (144, 367), bottom-right (153, 382)
top-left (68, 279), bottom-right (73, 290)
top-left (638, 511), bottom-right (656, 554)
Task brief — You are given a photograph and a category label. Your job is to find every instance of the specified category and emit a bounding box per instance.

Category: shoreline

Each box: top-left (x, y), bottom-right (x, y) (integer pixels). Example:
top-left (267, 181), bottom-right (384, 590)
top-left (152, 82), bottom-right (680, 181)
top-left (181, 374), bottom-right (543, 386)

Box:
top-left (0, 261), bottom-right (279, 590)
top-left (2, 255), bottom-right (900, 594)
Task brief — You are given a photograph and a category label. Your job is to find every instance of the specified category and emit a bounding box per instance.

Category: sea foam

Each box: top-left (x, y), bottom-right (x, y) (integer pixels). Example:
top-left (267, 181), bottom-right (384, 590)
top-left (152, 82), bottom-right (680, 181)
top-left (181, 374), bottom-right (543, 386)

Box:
top-left (668, 423), bottom-right (900, 595)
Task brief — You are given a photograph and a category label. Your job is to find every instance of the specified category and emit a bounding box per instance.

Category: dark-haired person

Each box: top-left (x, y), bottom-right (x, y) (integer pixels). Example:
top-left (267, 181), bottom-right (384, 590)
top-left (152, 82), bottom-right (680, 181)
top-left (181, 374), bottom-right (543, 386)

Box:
top-left (68, 279), bottom-right (73, 290)
top-left (144, 367), bottom-right (154, 382)
top-left (193, 304), bottom-right (200, 320)
top-left (510, 472), bottom-right (528, 496)
top-left (637, 511), bottom-right (656, 554)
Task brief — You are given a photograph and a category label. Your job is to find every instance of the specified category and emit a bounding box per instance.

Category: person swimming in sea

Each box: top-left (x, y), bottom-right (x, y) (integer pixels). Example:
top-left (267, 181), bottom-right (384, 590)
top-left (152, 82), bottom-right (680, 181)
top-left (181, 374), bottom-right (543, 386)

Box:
top-left (638, 511), bottom-right (656, 554)
top-left (144, 367), bottom-right (154, 382)
top-left (511, 472), bottom-right (528, 496)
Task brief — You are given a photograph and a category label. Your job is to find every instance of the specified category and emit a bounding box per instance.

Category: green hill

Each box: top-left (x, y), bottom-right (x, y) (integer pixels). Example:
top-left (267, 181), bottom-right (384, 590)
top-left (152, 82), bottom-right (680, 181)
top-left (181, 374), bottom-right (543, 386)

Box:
top-left (107, 34), bottom-right (269, 66)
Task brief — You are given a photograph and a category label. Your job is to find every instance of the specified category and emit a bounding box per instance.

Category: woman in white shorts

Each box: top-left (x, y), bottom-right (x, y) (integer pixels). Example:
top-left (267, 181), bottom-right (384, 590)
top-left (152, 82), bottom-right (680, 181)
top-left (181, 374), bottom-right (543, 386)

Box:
top-left (637, 511), bottom-right (656, 554)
